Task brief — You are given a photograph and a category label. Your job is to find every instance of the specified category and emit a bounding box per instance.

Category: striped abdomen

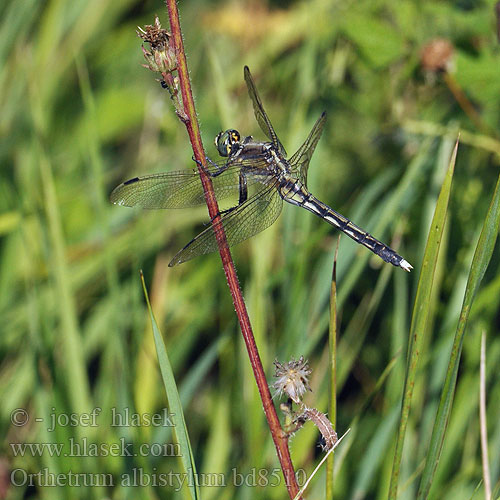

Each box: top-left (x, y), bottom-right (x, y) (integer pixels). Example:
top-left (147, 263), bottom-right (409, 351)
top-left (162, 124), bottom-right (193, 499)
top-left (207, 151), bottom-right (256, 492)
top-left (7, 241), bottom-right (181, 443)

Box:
top-left (279, 178), bottom-right (412, 271)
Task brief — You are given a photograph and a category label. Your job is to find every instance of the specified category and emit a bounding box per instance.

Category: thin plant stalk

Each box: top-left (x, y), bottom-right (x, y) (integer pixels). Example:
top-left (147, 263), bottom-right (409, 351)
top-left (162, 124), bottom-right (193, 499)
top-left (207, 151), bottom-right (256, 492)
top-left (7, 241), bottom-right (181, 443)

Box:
top-left (164, 1), bottom-right (301, 497)
top-left (480, 331), bottom-right (491, 500)
top-left (326, 240), bottom-right (339, 499)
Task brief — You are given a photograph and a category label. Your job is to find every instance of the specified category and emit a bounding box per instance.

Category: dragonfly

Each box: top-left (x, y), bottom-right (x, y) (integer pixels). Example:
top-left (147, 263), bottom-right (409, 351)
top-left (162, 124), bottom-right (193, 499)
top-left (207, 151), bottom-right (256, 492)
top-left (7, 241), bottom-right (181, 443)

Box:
top-left (111, 66), bottom-right (412, 272)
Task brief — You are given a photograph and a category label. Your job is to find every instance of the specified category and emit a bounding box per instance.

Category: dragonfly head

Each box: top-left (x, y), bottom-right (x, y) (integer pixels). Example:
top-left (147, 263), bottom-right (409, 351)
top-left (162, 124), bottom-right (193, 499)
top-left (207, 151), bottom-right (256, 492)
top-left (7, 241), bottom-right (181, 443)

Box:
top-left (215, 129), bottom-right (241, 157)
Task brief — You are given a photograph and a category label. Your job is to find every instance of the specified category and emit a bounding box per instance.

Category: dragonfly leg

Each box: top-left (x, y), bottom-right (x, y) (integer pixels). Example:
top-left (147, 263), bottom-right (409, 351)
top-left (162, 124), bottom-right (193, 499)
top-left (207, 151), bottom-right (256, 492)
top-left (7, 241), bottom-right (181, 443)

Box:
top-left (202, 206), bottom-right (237, 227)
top-left (201, 169), bottom-right (250, 226)
top-left (192, 155), bottom-right (229, 177)
top-left (239, 170), bottom-right (248, 205)
top-left (202, 155), bottom-right (220, 169)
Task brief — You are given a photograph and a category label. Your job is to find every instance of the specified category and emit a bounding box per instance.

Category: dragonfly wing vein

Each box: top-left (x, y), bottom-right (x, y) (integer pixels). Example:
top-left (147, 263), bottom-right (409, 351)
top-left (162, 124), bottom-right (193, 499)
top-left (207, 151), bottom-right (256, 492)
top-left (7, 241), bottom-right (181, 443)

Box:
top-left (109, 164), bottom-right (267, 209)
top-left (169, 182), bottom-right (283, 266)
top-left (288, 112), bottom-right (326, 185)
top-left (244, 66), bottom-right (287, 157)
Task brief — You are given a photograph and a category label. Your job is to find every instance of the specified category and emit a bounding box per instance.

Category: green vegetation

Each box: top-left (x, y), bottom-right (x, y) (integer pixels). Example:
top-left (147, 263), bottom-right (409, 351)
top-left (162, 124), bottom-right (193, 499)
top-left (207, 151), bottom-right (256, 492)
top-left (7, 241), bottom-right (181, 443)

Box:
top-left (1, 0), bottom-right (500, 499)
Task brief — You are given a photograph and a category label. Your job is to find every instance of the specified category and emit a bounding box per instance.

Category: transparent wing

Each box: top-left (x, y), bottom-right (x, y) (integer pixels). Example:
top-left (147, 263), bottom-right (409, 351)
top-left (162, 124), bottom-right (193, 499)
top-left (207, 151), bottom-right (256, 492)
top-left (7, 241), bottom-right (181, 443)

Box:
top-left (288, 112), bottom-right (326, 185)
top-left (169, 181), bottom-right (283, 266)
top-left (244, 66), bottom-right (287, 157)
top-left (110, 157), bottom-right (272, 209)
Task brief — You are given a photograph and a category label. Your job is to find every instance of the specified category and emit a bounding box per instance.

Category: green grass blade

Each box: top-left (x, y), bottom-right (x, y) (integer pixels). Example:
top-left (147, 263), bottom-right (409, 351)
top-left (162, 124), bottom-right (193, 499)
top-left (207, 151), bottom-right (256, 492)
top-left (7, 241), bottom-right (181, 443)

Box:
top-left (140, 272), bottom-right (200, 500)
top-left (417, 153), bottom-right (500, 499)
top-left (388, 138), bottom-right (458, 499)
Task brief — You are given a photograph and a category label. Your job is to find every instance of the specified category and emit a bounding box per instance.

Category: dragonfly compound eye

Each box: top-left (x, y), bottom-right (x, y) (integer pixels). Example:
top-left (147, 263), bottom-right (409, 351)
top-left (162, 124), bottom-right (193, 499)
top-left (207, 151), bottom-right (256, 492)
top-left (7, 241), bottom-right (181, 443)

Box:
top-left (230, 130), bottom-right (240, 143)
top-left (215, 129), bottom-right (240, 157)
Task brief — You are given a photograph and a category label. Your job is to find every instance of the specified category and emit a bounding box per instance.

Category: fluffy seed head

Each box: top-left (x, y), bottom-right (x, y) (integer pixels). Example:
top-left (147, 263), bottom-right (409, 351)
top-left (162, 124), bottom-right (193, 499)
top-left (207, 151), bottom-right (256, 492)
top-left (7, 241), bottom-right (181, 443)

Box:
top-left (272, 356), bottom-right (312, 404)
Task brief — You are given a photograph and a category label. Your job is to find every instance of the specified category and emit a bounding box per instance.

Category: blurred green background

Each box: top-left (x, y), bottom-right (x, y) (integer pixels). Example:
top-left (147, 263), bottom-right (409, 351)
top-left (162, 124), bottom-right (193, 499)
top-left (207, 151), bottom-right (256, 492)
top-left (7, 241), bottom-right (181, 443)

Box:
top-left (2, 0), bottom-right (500, 498)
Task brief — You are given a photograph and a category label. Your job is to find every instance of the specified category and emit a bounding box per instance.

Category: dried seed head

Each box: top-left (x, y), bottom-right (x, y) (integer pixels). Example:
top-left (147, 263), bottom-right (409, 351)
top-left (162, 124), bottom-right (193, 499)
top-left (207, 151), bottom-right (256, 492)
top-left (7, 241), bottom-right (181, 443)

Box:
top-left (137, 16), bottom-right (177, 74)
top-left (136, 16), bottom-right (185, 119)
top-left (272, 356), bottom-right (312, 404)
top-left (420, 38), bottom-right (454, 73)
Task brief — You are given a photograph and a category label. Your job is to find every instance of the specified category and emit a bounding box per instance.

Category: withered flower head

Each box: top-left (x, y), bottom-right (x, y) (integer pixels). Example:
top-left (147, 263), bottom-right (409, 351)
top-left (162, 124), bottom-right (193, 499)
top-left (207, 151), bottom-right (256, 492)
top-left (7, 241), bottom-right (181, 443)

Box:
top-left (273, 356), bottom-right (312, 404)
top-left (137, 16), bottom-right (177, 74)
top-left (420, 38), bottom-right (454, 74)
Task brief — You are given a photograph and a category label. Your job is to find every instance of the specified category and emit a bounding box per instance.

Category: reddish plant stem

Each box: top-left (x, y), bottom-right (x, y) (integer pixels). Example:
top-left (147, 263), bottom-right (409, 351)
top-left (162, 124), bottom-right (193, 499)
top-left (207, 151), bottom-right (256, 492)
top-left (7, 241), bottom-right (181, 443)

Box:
top-left (165, 1), bottom-right (300, 497)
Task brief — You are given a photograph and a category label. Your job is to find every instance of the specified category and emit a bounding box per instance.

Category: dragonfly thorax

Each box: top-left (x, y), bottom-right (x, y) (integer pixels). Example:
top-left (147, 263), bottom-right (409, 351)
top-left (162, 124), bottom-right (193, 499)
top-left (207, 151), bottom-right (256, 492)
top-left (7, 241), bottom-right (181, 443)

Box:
top-left (215, 129), bottom-right (241, 157)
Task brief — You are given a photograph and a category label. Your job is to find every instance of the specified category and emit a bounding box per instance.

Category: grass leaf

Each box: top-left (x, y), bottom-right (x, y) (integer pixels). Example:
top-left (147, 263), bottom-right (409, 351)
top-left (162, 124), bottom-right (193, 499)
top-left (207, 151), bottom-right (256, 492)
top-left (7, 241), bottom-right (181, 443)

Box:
top-left (141, 271), bottom-right (200, 500)
top-left (389, 138), bottom-right (458, 498)
top-left (417, 149), bottom-right (500, 499)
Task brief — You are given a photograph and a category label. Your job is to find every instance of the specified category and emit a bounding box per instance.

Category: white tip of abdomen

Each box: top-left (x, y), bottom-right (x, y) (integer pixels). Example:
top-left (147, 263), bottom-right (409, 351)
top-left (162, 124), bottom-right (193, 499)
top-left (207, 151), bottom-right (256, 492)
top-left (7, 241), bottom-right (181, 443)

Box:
top-left (399, 259), bottom-right (413, 272)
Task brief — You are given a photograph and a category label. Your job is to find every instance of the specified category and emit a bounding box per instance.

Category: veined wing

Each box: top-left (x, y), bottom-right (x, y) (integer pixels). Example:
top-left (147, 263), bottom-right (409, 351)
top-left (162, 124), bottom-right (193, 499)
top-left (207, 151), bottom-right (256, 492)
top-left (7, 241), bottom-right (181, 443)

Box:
top-left (168, 180), bottom-right (283, 266)
top-left (244, 66), bottom-right (287, 157)
top-left (110, 157), bottom-right (271, 209)
top-left (288, 112), bottom-right (326, 185)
